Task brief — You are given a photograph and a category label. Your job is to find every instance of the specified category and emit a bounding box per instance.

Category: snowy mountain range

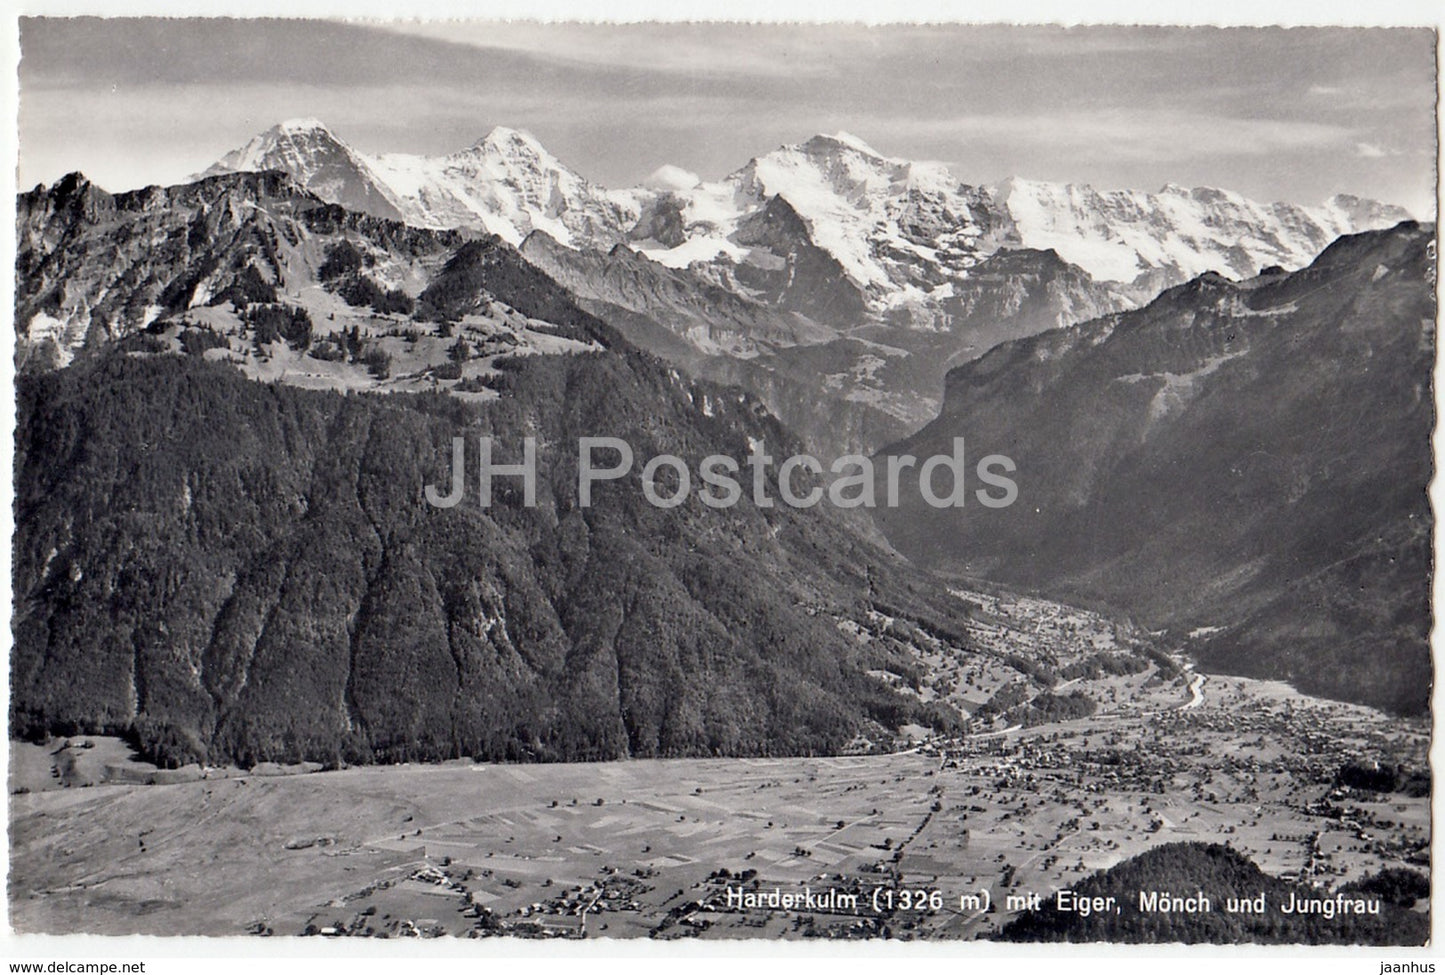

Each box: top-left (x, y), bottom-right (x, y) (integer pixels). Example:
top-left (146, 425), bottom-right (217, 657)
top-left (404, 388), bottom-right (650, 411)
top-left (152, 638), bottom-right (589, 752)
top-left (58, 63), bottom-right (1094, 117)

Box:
top-left (203, 119), bottom-right (1412, 329)
top-left (22, 120), bottom-right (1415, 460)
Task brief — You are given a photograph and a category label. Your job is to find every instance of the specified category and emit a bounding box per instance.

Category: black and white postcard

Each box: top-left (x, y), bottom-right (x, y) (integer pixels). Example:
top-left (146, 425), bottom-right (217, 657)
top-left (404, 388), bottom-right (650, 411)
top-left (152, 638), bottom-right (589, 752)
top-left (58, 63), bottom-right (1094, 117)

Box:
top-left (5, 9), bottom-right (1439, 967)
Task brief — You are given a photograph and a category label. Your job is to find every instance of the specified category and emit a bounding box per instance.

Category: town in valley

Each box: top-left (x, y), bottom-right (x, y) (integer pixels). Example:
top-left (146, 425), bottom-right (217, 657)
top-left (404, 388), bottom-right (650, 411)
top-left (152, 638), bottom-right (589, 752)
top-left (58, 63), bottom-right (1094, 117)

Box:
top-left (10, 586), bottom-right (1427, 940)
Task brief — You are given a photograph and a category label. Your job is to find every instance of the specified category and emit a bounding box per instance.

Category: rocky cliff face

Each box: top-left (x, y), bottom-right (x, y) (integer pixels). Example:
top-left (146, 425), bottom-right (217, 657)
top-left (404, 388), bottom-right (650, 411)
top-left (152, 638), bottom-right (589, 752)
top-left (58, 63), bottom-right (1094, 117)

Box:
top-left (18, 170), bottom-right (333, 367)
top-left (202, 119), bottom-right (409, 223)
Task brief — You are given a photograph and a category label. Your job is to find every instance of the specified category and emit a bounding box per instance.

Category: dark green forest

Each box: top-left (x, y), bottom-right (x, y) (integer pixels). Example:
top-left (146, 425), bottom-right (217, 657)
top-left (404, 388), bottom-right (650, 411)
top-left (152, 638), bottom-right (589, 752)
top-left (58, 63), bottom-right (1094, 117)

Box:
top-left (12, 345), bottom-right (970, 768)
top-left (999, 842), bottom-right (1428, 944)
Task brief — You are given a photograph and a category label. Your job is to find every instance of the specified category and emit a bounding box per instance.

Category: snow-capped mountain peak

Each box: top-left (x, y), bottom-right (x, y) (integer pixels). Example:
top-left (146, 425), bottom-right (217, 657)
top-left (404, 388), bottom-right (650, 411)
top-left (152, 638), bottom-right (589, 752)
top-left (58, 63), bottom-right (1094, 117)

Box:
top-left (275, 117), bottom-right (330, 135)
top-left (473, 125), bottom-right (551, 157)
top-left (208, 120), bottom-right (637, 249)
top-left (444, 125), bottom-right (588, 196)
top-left (394, 124), bottom-right (634, 248)
top-left (808, 131), bottom-right (885, 156)
top-left (207, 118), bottom-right (347, 173)
top-left (991, 176), bottom-right (1412, 286)
top-left (201, 119), bottom-right (1415, 324)
top-left (1318, 192), bottom-right (1415, 231)
top-left (202, 119), bottom-right (408, 222)
top-left (631, 133), bottom-right (998, 303)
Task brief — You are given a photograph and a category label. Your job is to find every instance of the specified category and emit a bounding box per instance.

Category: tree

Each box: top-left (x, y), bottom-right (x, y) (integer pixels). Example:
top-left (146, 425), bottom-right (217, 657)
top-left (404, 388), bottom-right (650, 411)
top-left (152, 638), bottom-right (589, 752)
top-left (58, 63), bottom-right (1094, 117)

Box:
top-left (363, 345), bottom-right (391, 379)
top-left (318, 240), bottom-right (364, 281)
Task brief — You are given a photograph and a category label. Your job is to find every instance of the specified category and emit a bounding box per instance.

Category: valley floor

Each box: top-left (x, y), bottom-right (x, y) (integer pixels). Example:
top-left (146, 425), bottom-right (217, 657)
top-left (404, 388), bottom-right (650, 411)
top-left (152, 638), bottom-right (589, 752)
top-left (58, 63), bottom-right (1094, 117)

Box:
top-left (9, 594), bottom-right (1429, 942)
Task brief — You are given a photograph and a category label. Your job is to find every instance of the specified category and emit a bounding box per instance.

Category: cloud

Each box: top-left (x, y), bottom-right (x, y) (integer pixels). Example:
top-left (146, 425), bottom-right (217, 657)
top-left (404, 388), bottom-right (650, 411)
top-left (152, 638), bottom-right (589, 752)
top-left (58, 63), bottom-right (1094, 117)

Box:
top-left (1355, 142), bottom-right (1405, 158)
top-left (370, 22), bottom-right (1196, 85)
top-left (372, 21), bottom-right (845, 80)
top-left (889, 110), bottom-right (1354, 164)
top-left (643, 164), bottom-right (701, 191)
top-left (17, 20), bottom-right (1434, 212)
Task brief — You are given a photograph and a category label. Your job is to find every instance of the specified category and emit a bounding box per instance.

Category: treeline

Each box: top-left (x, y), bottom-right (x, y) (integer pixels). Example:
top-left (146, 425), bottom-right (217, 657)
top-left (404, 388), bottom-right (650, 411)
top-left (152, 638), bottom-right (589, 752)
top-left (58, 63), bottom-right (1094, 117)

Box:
top-left (999, 842), bottom-right (1427, 944)
top-left (1339, 868), bottom-right (1429, 909)
top-left (1013, 690), bottom-right (1096, 727)
top-left (1059, 652), bottom-right (1149, 681)
top-left (312, 234), bottom-right (620, 343)
top-left (208, 264), bottom-right (277, 308)
top-left (307, 324), bottom-right (391, 377)
top-left (973, 686), bottom-right (1095, 727)
top-left (973, 682), bottom-right (1028, 723)
top-left (319, 241), bottom-right (414, 316)
top-left (867, 599), bottom-right (974, 654)
top-left (1142, 645), bottom-right (1183, 678)
top-left (1004, 653), bottom-right (1057, 688)
top-left (178, 326), bottom-right (230, 357)
top-left (1334, 761), bottom-right (1430, 798)
top-left (242, 303), bottom-right (313, 349)
top-left (413, 238), bottom-right (613, 346)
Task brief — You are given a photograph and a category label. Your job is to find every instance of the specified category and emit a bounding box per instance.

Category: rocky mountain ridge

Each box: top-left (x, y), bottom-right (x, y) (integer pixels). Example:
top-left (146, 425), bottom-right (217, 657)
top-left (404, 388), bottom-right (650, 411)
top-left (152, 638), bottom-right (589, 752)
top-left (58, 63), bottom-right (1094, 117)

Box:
top-left (202, 121), bottom-right (1412, 330)
top-left (873, 221), bottom-right (1435, 714)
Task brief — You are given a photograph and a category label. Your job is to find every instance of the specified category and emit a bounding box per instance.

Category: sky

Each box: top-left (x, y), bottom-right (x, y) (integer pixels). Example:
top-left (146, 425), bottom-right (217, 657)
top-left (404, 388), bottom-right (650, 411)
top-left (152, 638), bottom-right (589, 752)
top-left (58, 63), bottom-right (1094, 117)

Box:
top-left (16, 18), bottom-right (1439, 215)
